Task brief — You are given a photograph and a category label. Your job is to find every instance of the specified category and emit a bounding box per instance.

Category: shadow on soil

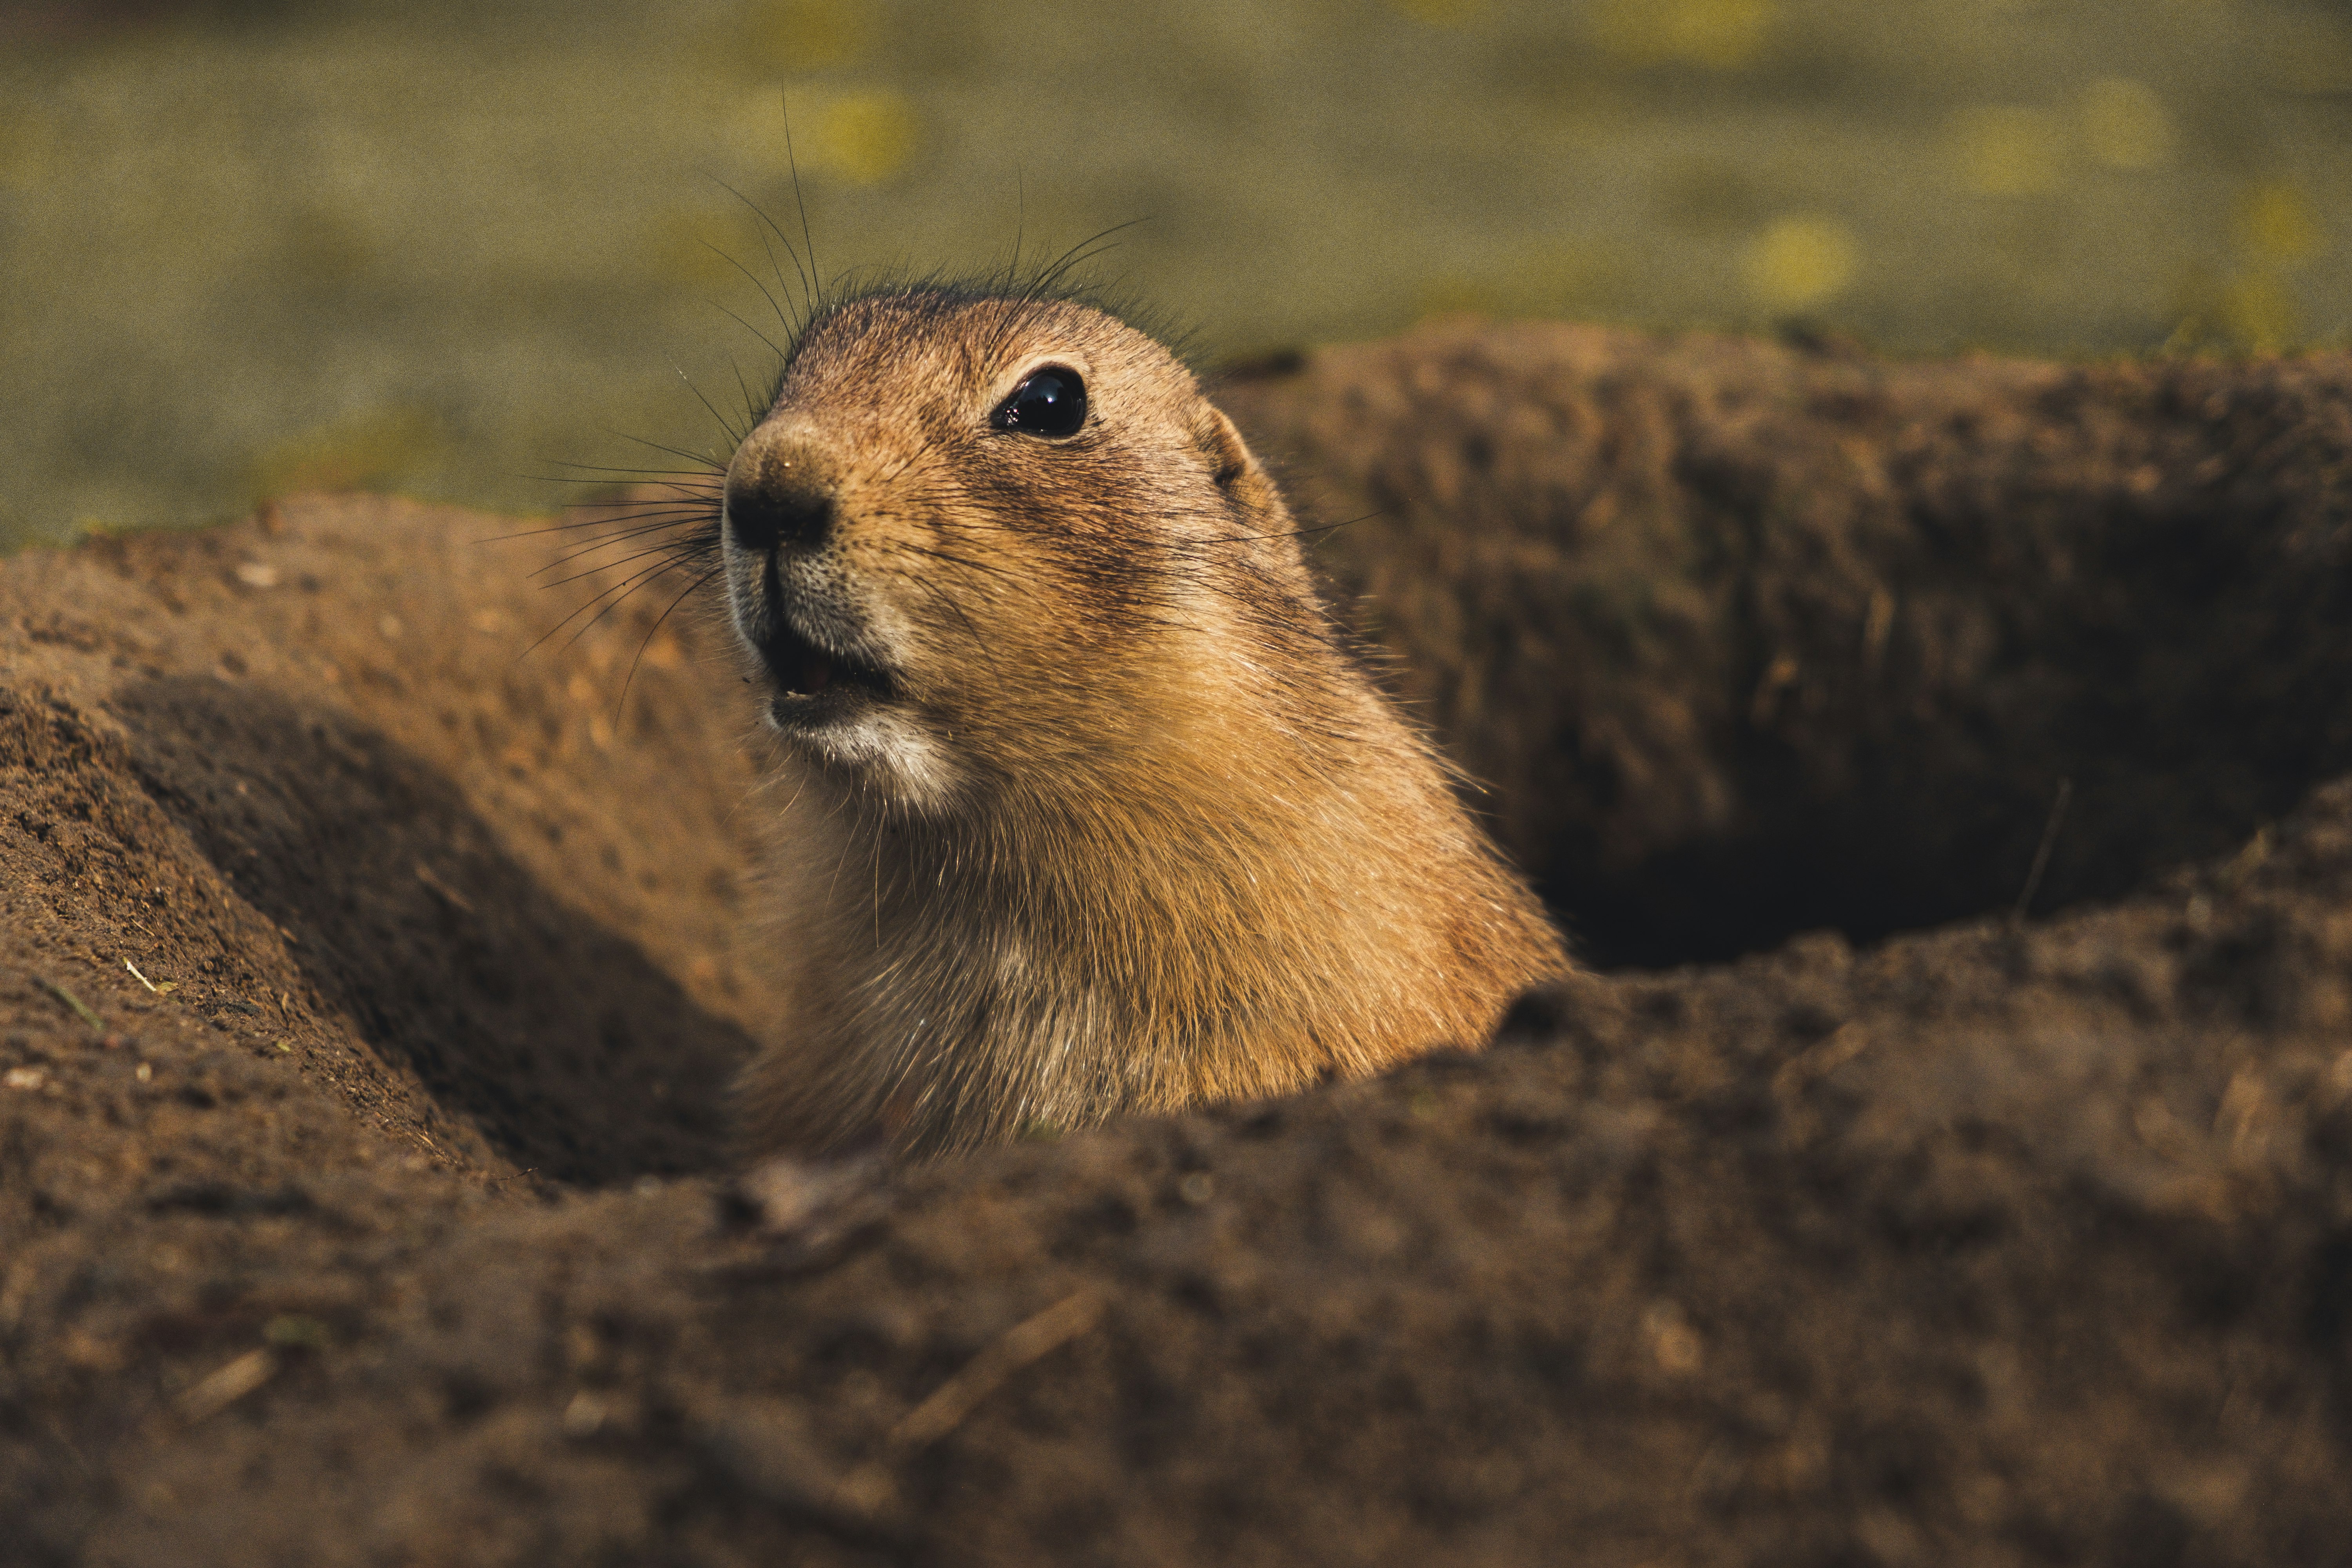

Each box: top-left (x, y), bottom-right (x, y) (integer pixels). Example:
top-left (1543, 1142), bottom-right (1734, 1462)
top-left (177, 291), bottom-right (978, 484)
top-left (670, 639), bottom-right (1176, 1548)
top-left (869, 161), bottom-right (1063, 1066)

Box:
top-left (111, 675), bottom-right (752, 1183)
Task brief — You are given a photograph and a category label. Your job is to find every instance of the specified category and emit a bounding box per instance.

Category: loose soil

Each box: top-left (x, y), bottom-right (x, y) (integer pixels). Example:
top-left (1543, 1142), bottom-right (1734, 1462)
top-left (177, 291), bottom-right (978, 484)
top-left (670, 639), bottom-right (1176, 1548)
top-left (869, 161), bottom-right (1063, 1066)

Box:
top-left (1223, 323), bottom-right (2352, 965)
top-left (5, 329), bottom-right (2352, 1567)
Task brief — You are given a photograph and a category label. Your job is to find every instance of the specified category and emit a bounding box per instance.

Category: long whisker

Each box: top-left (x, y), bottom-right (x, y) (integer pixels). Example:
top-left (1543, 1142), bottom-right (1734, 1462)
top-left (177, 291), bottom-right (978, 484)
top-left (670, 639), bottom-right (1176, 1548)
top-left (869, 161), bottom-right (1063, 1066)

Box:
top-left (612, 431), bottom-right (731, 474)
top-left (713, 174), bottom-right (815, 328)
top-left (783, 101), bottom-right (822, 319)
top-left (704, 238), bottom-right (800, 349)
top-left (676, 362), bottom-right (750, 449)
top-left (537, 460), bottom-right (723, 480)
top-left (531, 525), bottom-right (717, 581)
top-left (486, 497), bottom-right (719, 545)
top-left (614, 565), bottom-right (728, 721)
top-left (517, 554), bottom-right (691, 660)
top-left (534, 533), bottom-right (715, 593)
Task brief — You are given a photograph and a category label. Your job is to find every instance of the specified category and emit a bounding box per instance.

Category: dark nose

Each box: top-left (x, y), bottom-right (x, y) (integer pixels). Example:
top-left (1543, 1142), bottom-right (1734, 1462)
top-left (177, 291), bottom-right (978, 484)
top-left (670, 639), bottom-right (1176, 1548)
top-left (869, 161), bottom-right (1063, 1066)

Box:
top-left (723, 443), bottom-right (831, 554)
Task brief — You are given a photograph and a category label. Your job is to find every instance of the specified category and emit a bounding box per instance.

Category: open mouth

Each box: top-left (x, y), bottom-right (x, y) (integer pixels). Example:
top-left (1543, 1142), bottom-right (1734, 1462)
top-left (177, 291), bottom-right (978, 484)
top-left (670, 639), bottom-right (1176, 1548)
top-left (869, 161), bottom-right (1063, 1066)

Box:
top-left (755, 617), bottom-right (892, 715)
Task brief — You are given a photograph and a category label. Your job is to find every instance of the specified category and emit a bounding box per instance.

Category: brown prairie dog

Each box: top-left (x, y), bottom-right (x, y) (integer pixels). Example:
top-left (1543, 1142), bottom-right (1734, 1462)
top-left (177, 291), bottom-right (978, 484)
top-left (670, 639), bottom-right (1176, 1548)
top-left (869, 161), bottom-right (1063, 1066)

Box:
top-left (717, 285), bottom-right (1570, 1156)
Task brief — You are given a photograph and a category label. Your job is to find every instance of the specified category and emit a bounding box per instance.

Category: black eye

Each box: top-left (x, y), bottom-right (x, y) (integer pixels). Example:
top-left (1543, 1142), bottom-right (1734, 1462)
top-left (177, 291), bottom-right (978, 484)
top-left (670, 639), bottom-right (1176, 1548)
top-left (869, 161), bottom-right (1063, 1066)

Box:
top-left (990, 365), bottom-right (1087, 438)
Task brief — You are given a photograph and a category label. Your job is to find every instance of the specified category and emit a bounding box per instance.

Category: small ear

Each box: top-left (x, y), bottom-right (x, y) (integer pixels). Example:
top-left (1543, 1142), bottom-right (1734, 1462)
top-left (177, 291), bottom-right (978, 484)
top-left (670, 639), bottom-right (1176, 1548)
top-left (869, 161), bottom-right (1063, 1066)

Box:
top-left (1193, 402), bottom-right (1314, 584)
top-left (1194, 405), bottom-right (1285, 523)
top-left (1194, 405), bottom-right (1258, 491)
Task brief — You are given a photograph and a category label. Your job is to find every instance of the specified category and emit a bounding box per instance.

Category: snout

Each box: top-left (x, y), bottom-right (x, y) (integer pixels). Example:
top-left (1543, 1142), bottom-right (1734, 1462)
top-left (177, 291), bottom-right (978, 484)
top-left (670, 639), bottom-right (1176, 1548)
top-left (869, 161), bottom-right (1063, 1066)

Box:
top-left (719, 424), bottom-right (901, 722)
top-left (724, 429), bottom-right (834, 557)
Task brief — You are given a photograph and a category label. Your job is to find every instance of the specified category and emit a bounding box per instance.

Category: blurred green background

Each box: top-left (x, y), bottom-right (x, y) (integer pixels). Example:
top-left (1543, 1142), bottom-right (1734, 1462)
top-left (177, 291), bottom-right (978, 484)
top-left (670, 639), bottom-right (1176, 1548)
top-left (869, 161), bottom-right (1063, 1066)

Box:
top-left (3, 0), bottom-right (2348, 551)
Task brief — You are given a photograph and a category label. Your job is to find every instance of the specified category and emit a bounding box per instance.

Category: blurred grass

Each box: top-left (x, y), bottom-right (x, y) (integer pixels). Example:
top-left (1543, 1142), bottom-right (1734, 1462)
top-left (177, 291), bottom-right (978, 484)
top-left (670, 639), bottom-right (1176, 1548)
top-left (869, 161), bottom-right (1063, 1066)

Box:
top-left (2, 0), bottom-right (2348, 550)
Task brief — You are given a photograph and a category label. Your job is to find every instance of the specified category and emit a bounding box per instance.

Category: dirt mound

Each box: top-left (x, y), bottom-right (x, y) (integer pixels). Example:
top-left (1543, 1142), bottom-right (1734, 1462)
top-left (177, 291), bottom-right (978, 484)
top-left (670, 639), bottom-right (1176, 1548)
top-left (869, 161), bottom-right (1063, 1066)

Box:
top-left (5, 333), bottom-right (2352, 1566)
top-left (1221, 324), bottom-right (2352, 965)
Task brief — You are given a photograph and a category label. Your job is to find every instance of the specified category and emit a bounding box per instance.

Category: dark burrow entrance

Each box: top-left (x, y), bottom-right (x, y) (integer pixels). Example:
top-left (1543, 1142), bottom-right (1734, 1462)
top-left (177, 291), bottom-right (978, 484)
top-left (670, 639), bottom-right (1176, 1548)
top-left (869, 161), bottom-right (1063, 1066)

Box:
top-left (1218, 326), bottom-right (2352, 971)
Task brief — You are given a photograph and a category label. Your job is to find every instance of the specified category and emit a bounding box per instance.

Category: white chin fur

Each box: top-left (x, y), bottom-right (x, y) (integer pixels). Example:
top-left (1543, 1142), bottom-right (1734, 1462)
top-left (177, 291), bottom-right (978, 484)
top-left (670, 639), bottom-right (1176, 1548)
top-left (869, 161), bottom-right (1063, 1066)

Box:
top-left (780, 705), bottom-right (962, 814)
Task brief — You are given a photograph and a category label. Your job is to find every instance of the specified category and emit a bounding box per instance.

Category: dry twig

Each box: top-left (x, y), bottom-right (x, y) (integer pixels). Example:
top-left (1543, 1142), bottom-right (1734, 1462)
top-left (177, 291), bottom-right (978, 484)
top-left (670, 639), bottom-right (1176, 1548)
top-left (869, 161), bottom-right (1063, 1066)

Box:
top-left (833, 1287), bottom-right (1106, 1515)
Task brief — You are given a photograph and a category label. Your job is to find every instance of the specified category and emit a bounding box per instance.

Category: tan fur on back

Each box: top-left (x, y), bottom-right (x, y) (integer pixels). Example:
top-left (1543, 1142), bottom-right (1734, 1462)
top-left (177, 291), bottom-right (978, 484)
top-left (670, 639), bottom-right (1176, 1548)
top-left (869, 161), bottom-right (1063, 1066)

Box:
top-left (722, 291), bottom-right (1569, 1156)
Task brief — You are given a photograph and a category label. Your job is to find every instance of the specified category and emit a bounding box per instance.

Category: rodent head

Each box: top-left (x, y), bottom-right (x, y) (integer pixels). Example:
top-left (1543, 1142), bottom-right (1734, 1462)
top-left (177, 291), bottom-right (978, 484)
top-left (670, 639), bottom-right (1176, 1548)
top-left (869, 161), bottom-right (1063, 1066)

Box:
top-left (721, 288), bottom-right (1324, 813)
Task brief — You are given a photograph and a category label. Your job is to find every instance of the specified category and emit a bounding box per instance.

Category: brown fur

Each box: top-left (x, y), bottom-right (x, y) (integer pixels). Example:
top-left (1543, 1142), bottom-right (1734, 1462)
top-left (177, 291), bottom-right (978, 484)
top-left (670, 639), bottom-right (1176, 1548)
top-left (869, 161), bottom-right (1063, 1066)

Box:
top-left (721, 289), bottom-right (1568, 1156)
